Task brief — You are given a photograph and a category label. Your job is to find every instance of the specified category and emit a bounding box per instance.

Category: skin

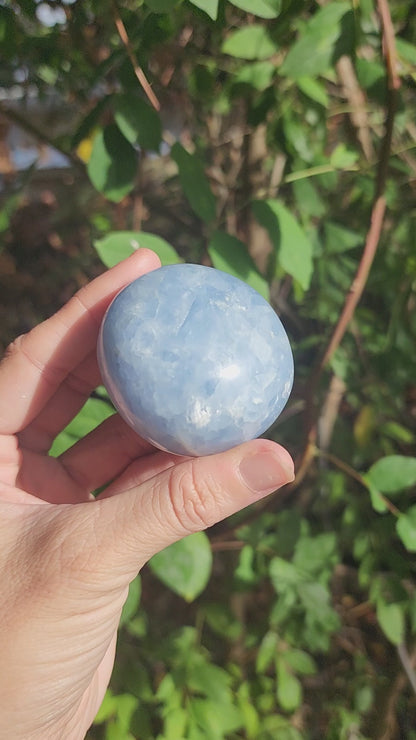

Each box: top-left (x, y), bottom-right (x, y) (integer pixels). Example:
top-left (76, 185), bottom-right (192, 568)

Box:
top-left (0, 248), bottom-right (294, 739)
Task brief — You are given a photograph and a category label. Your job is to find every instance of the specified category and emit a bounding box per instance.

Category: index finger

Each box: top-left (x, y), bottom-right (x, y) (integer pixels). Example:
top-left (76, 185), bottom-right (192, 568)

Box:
top-left (0, 249), bottom-right (161, 434)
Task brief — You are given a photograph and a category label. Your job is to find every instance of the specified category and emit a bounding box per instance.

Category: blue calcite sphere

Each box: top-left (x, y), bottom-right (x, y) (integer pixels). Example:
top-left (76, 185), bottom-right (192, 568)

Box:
top-left (98, 264), bottom-right (294, 457)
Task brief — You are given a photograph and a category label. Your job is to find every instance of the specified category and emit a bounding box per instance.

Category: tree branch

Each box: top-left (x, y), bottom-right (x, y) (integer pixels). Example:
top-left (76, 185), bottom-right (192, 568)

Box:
top-left (0, 102), bottom-right (85, 173)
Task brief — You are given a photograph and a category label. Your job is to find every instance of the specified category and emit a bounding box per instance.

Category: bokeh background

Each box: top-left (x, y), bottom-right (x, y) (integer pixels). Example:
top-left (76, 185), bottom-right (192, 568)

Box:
top-left (1, 1), bottom-right (416, 738)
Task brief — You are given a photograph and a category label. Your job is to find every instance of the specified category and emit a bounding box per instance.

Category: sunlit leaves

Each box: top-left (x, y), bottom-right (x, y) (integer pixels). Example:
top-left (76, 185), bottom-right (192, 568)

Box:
top-left (376, 602), bottom-right (405, 645)
top-left (49, 398), bottom-right (114, 457)
top-left (149, 532), bottom-right (212, 602)
top-left (280, 2), bottom-right (353, 79)
top-left (188, 0), bottom-right (219, 20)
top-left (94, 230), bottom-right (181, 268)
top-left (233, 61), bottom-right (275, 90)
top-left (396, 506), bottom-right (416, 552)
top-left (87, 125), bottom-right (137, 202)
top-left (208, 231), bottom-right (269, 300)
top-left (171, 143), bottom-right (217, 223)
top-left (366, 455), bottom-right (416, 494)
top-left (252, 199), bottom-right (313, 290)
top-left (222, 24), bottom-right (278, 60)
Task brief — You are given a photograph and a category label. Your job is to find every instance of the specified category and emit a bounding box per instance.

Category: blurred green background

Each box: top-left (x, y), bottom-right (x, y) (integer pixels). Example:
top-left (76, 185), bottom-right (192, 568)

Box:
top-left (1, 1), bottom-right (416, 737)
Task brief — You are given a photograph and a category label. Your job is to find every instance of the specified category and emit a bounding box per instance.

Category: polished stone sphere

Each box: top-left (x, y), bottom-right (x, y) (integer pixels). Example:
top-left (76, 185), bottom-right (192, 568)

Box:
top-left (97, 264), bottom-right (294, 456)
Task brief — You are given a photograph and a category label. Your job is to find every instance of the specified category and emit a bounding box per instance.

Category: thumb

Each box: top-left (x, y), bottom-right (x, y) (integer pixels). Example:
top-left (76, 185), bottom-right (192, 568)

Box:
top-left (93, 439), bottom-right (294, 578)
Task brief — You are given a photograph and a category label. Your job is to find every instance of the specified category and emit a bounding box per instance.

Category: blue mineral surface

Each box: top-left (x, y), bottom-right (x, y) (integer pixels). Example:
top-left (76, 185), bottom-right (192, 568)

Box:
top-left (98, 263), bottom-right (294, 456)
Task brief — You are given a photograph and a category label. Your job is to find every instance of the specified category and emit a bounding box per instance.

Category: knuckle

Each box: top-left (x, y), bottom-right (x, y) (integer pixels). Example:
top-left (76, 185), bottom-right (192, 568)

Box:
top-left (166, 460), bottom-right (220, 534)
top-left (3, 334), bottom-right (27, 361)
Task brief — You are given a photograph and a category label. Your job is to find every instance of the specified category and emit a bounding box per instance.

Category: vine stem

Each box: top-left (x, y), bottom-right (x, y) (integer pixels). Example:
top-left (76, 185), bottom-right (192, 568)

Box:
top-left (112, 0), bottom-right (160, 112)
top-left (296, 0), bottom-right (401, 480)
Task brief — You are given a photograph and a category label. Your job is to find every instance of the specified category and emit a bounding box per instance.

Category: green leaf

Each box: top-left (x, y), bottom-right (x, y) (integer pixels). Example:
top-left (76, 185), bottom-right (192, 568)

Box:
top-left (189, 697), bottom-right (243, 735)
top-left (284, 649), bottom-right (317, 676)
top-left (188, 0), bottom-right (219, 20)
top-left (149, 532), bottom-right (212, 602)
top-left (188, 660), bottom-right (232, 703)
top-left (381, 421), bottom-right (415, 445)
top-left (367, 482), bottom-right (388, 514)
top-left (293, 532), bottom-right (337, 577)
top-left (222, 25), bottom-right (278, 61)
top-left (87, 124), bottom-right (137, 202)
top-left (376, 602), bottom-right (405, 645)
top-left (396, 38), bottom-right (416, 67)
top-left (396, 506), bottom-right (416, 552)
top-left (256, 630), bottom-right (278, 674)
top-left (299, 582), bottom-right (341, 640)
top-left (269, 557), bottom-right (303, 591)
top-left (120, 575), bottom-right (141, 627)
top-left (330, 143), bottom-right (359, 169)
top-left (208, 231), bottom-right (269, 300)
top-left (234, 544), bottom-right (258, 585)
top-left (114, 94), bottom-right (162, 152)
top-left (94, 230), bottom-right (181, 268)
top-left (233, 61), bottom-right (275, 91)
top-left (163, 706), bottom-right (188, 739)
top-left (366, 455), bottom-right (416, 494)
top-left (237, 683), bottom-right (260, 738)
top-left (324, 221), bottom-right (362, 254)
top-left (49, 398), bottom-right (114, 456)
top-left (276, 658), bottom-right (302, 712)
top-left (280, 2), bottom-right (352, 79)
top-left (296, 76), bottom-right (329, 107)
top-left (203, 603), bottom-right (242, 640)
top-left (113, 694), bottom-right (138, 734)
top-left (228, 0), bottom-right (281, 19)
top-left (252, 199), bottom-right (313, 290)
top-left (171, 143), bottom-right (216, 223)
top-left (94, 690), bottom-right (118, 723)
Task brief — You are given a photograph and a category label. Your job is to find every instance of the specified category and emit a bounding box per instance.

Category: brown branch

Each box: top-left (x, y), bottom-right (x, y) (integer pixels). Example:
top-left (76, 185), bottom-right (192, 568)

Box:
top-left (316, 194), bottom-right (386, 378)
top-left (112, 0), bottom-right (160, 112)
top-left (336, 55), bottom-right (375, 161)
top-left (297, 0), bottom-right (401, 475)
top-left (317, 448), bottom-right (401, 517)
top-left (397, 643), bottom-right (416, 696)
top-left (377, 0), bottom-right (401, 92)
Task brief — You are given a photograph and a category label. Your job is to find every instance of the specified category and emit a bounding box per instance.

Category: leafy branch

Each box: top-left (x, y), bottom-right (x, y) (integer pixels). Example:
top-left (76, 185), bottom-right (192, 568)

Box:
top-left (296, 0), bottom-right (402, 482)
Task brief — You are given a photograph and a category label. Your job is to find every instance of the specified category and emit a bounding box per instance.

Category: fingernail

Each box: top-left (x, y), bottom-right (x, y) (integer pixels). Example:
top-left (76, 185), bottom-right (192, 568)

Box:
top-left (239, 449), bottom-right (295, 495)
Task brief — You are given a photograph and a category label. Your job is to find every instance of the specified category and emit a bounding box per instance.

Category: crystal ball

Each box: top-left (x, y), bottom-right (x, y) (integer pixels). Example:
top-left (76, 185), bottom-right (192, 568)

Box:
top-left (97, 263), bottom-right (294, 457)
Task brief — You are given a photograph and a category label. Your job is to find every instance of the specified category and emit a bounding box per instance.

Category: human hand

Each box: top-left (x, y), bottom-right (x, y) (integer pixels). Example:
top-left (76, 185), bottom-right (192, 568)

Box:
top-left (0, 249), bottom-right (294, 739)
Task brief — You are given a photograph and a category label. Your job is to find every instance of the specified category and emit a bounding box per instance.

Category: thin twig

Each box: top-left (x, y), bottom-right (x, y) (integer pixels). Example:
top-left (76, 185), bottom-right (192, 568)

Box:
top-left (316, 448), bottom-right (401, 517)
top-left (112, 0), bottom-right (160, 112)
top-left (397, 644), bottom-right (416, 696)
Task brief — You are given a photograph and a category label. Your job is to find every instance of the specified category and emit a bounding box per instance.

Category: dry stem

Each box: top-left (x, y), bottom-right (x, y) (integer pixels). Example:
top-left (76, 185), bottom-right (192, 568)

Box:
top-left (112, 0), bottom-right (160, 112)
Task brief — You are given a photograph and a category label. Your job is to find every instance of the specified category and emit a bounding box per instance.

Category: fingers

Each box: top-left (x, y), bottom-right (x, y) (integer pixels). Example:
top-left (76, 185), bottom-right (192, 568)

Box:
top-left (0, 249), bottom-right (161, 435)
top-left (18, 350), bottom-right (101, 453)
top-left (59, 414), bottom-right (156, 493)
top-left (88, 439), bottom-right (295, 580)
